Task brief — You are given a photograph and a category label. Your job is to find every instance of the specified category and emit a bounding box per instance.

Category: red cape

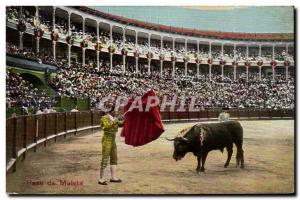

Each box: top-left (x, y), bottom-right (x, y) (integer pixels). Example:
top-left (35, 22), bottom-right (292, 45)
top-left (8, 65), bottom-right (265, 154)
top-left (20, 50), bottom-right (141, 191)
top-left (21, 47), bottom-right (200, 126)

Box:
top-left (121, 90), bottom-right (165, 146)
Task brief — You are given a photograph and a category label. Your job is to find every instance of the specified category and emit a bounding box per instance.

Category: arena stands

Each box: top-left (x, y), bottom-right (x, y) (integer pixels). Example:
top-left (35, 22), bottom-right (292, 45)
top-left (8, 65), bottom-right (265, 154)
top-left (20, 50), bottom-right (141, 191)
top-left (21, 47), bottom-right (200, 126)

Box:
top-left (6, 6), bottom-right (295, 114)
top-left (48, 59), bottom-right (294, 110)
top-left (6, 69), bottom-right (55, 112)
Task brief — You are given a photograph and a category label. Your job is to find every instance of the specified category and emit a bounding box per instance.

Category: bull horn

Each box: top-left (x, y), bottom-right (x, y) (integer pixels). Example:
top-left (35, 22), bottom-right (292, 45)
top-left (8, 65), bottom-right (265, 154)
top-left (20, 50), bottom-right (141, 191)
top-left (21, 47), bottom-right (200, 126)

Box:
top-left (181, 137), bottom-right (188, 141)
top-left (164, 137), bottom-right (175, 141)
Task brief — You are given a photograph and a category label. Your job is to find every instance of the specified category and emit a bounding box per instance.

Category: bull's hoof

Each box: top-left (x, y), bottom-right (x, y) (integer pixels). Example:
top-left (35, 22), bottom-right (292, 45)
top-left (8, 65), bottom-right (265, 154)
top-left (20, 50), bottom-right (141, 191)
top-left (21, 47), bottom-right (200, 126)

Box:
top-left (200, 168), bottom-right (205, 172)
top-left (224, 164), bottom-right (229, 168)
top-left (240, 165), bottom-right (245, 169)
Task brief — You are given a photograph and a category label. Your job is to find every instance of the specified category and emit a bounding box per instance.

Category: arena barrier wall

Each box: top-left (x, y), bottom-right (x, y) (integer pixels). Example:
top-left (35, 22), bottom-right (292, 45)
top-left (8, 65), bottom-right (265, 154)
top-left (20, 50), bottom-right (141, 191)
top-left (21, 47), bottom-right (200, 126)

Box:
top-left (160, 108), bottom-right (294, 122)
top-left (6, 108), bottom-right (294, 173)
top-left (6, 111), bottom-right (104, 173)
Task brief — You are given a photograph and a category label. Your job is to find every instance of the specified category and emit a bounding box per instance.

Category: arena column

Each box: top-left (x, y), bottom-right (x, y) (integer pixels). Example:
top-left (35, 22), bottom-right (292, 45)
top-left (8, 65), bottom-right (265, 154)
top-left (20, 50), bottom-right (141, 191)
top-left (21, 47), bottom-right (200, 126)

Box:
top-left (52, 7), bottom-right (56, 60)
top-left (19, 32), bottom-right (23, 50)
top-left (285, 65), bottom-right (289, 80)
top-left (148, 33), bottom-right (151, 49)
top-left (35, 6), bottom-right (40, 54)
top-left (68, 12), bottom-right (71, 67)
top-left (96, 50), bottom-right (100, 70)
top-left (148, 59), bottom-right (151, 75)
top-left (53, 41), bottom-right (56, 61)
top-left (135, 31), bottom-right (138, 46)
top-left (36, 37), bottom-right (40, 54)
top-left (258, 65), bottom-right (262, 81)
top-left (209, 64), bottom-right (212, 81)
top-left (82, 18), bottom-right (86, 66)
top-left (196, 63), bottom-right (200, 76)
top-left (82, 48), bottom-right (86, 66)
top-left (272, 65), bottom-right (275, 80)
top-left (259, 44), bottom-right (262, 57)
top-left (172, 61), bottom-right (175, 77)
top-left (246, 66), bottom-right (249, 82)
top-left (233, 63), bottom-right (237, 81)
top-left (122, 55), bottom-right (126, 73)
top-left (160, 59), bottom-right (163, 76)
top-left (172, 38), bottom-right (175, 52)
top-left (135, 56), bottom-right (139, 73)
top-left (184, 62), bottom-right (188, 76)
top-left (96, 21), bottom-right (99, 41)
top-left (221, 64), bottom-right (224, 80)
top-left (96, 22), bottom-right (100, 70)
top-left (110, 53), bottom-right (113, 71)
top-left (68, 44), bottom-right (71, 67)
top-left (18, 6), bottom-right (23, 50)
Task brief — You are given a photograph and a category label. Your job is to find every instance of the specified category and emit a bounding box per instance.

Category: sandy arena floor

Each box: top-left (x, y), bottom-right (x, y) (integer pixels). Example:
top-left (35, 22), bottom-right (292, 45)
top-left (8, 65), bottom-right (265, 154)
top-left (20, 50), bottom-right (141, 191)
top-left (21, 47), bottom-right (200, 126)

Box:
top-left (6, 120), bottom-right (294, 194)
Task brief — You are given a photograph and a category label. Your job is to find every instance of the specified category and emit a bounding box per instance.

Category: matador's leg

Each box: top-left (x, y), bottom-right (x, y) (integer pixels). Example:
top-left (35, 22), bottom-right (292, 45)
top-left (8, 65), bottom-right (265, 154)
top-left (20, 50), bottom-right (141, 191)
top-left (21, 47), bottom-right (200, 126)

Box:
top-left (110, 141), bottom-right (121, 182)
top-left (110, 141), bottom-right (118, 166)
top-left (100, 137), bottom-right (113, 171)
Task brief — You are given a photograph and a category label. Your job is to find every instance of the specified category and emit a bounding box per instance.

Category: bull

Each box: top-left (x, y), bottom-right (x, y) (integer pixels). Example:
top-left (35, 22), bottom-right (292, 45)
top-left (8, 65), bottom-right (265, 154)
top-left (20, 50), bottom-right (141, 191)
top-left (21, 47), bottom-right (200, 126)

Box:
top-left (166, 121), bottom-right (244, 173)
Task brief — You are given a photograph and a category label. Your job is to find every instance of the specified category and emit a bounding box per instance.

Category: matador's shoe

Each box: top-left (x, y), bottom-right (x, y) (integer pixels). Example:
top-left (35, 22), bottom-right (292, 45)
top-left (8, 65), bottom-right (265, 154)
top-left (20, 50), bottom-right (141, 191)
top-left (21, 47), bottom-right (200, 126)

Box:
top-left (110, 179), bottom-right (122, 183)
top-left (98, 180), bottom-right (108, 185)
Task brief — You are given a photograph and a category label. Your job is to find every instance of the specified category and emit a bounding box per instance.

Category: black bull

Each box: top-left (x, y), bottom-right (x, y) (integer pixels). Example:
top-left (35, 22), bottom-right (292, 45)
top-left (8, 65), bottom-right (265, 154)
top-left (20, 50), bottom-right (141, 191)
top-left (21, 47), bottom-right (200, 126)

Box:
top-left (166, 121), bottom-right (244, 173)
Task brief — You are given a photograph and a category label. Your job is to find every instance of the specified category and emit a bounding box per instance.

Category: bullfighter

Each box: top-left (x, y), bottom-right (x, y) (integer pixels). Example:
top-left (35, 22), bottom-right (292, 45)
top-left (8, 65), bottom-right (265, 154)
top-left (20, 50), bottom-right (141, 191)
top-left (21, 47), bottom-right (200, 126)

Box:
top-left (98, 106), bottom-right (123, 185)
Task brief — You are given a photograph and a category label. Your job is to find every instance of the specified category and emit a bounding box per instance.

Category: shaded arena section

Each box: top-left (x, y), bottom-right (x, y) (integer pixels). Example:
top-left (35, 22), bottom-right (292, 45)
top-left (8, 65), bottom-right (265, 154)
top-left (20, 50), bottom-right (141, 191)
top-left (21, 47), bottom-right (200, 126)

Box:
top-left (7, 120), bottom-right (294, 194)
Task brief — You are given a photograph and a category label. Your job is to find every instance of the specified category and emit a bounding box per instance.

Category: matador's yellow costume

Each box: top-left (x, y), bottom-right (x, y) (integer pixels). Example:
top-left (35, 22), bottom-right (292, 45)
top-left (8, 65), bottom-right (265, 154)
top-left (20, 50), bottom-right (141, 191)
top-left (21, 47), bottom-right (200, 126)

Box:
top-left (100, 114), bottom-right (123, 171)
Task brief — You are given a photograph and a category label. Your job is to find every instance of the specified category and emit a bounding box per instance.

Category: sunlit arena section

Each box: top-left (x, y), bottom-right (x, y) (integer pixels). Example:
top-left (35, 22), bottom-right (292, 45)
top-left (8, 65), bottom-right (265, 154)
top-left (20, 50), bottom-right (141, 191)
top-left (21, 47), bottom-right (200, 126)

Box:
top-left (7, 120), bottom-right (294, 194)
top-left (6, 6), bottom-right (294, 195)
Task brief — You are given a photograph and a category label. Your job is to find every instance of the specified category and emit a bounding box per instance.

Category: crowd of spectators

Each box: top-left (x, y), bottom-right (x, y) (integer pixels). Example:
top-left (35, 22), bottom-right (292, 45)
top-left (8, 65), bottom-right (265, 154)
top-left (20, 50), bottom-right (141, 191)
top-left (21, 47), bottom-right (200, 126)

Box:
top-left (6, 42), bottom-right (295, 111)
top-left (6, 7), bottom-right (295, 112)
top-left (6, 69), bottom-right (55, 113)
top-left (49, 58), bottom-right (294, 110)
top-left (6, 43), bottom-right (58, 66)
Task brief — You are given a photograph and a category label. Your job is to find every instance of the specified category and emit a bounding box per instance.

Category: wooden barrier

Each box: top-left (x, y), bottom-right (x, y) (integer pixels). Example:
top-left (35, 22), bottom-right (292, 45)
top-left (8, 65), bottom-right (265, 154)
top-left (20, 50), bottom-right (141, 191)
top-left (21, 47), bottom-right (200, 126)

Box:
top-left (6, 111), bottom-right (103, 173)
top-left (160, 108), bottom-right (294, 121)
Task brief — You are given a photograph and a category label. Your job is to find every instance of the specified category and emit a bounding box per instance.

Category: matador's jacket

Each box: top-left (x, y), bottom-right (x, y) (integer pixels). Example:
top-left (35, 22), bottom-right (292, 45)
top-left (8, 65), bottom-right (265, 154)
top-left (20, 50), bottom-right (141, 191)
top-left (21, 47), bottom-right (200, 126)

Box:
top-left (100, 114), bottom-right (123, 170)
